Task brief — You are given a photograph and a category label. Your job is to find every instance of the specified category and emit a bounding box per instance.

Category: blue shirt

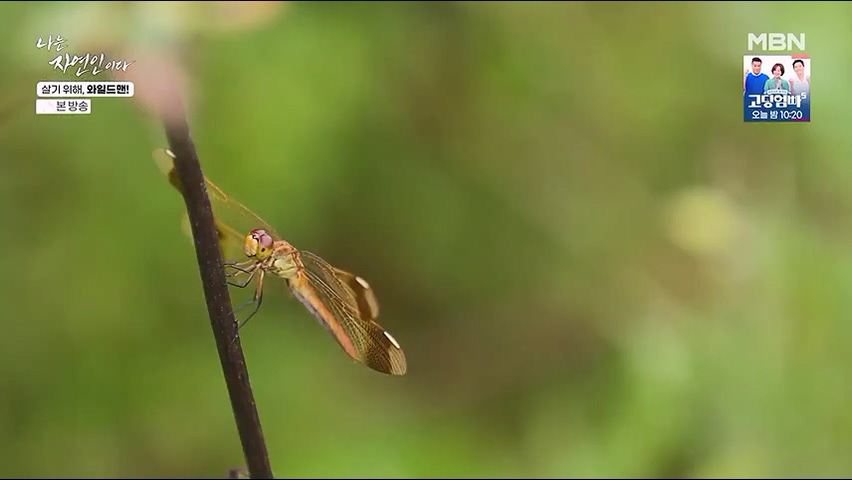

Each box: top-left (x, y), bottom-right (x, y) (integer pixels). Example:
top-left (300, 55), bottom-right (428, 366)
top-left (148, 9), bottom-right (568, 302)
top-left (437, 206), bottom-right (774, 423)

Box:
top-left (745, 72), bottom-right (769, 96)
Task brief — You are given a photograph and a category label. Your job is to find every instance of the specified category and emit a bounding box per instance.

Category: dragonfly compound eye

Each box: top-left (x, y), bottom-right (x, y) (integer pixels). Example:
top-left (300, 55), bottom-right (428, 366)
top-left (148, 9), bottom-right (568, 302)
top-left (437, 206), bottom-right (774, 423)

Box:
top-left (245, 228), bottom-right (274, 259)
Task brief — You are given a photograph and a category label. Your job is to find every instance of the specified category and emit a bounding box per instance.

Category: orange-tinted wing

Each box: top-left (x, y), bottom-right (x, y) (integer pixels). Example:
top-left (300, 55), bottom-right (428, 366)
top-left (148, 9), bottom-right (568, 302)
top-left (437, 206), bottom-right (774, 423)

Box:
top-left (296, 250), bottom-right (406, 375)
top-left (152, 148), bottom-right (281, 262)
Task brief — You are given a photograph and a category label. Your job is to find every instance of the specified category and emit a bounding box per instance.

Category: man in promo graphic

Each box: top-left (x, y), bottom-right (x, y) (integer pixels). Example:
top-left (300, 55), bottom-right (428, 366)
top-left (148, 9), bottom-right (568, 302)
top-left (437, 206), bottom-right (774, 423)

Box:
top-left (744, 56), bottom-right (769, 96)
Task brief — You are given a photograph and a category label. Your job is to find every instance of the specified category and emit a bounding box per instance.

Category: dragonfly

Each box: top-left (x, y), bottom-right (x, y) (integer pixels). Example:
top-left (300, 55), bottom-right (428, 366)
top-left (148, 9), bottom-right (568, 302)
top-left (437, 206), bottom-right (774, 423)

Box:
top-left (153, 148), bottom-right (407, 376)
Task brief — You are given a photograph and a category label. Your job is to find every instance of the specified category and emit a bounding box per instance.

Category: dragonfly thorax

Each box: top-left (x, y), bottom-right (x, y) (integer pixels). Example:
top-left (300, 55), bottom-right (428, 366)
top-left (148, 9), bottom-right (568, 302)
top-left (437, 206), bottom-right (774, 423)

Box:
top-left (268, 241), bottom-right (300, 279)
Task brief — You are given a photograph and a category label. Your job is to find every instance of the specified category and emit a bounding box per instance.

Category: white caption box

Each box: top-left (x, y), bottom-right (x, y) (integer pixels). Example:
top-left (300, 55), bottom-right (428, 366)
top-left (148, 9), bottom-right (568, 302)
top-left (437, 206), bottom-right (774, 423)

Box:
top-left (36, 99), bottom-right (92, 115)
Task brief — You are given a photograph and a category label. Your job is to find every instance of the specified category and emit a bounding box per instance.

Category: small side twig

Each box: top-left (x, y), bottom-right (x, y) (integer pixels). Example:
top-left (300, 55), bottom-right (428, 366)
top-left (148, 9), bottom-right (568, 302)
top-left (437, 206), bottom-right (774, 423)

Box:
top-left (228, 467), bottom-right (250, 479)
top-left (161, 101), bottom-right (274, 479)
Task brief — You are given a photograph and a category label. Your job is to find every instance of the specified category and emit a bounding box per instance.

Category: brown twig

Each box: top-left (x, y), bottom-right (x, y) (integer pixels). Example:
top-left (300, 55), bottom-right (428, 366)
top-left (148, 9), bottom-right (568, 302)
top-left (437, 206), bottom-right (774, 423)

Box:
top-left (161, 101), bottom-right (274, 479)
top-left (228, 467), bottom-right (250, 479)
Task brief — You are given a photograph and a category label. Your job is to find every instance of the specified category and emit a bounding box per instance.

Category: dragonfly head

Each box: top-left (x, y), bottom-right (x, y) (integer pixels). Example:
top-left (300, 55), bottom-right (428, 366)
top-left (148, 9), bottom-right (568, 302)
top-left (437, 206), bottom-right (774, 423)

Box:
top-left (244, 228), bottom-right (274, 261)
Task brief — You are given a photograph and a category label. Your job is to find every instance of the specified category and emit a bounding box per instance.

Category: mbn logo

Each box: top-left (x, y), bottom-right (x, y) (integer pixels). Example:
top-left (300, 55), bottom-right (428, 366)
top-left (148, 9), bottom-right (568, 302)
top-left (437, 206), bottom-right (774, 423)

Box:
top-left (748, 33), bottom-right (806, 51)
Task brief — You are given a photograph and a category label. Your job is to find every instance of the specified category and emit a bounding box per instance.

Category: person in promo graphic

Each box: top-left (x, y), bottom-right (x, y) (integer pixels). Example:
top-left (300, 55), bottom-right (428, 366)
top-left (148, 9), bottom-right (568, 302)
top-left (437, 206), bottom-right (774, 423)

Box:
top-left (789, 59), bottom-right (810, 96)
top-left (763, 62), bottom-right (790, 93)
top-left (744, 56), bottom-right (769, 96)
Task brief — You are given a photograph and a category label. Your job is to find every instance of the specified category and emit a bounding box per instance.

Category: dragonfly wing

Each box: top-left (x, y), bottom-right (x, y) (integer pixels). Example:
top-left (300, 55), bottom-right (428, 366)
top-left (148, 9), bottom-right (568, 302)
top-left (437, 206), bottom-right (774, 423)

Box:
top-left (329, 266), bottom-right (380, 319)
top-left (296, 251), bottom-right (406, 375)
top-left (301, 251), bottom-right (380, 320)
top-left (153, 148), bottom-right (281, 262)
top-left (176, 210), bottom-right (248, 263)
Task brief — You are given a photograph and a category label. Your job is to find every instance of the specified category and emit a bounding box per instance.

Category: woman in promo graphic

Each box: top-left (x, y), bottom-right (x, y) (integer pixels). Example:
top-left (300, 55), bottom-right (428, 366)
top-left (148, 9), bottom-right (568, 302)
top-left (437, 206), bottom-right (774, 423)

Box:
top-left (789, 59), bottom-right (810, 96)
top-left (763, 63), bottom-right (790, 93)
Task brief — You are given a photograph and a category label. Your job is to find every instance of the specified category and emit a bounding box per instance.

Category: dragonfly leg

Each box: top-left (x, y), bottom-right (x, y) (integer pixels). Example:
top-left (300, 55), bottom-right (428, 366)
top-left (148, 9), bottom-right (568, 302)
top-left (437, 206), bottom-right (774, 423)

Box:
top-left (224, 262), bottom-right (258, 288)
top-left (224, 261), bottom-right (256, 277)
top-left (234, 270), bottom-right (265, 330)
top-left (227, 266), bottom-right (258, 289)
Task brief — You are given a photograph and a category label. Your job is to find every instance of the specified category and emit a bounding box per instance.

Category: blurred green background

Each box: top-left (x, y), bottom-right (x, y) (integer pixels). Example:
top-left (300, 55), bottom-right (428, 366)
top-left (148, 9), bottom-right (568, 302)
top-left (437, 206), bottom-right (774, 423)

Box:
top-left (1, 1), bottom-right (851, 477)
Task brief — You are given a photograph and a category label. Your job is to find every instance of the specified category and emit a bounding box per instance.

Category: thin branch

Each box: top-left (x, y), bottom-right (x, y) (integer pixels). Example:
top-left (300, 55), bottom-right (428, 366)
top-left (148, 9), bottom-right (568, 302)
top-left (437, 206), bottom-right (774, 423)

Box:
top-left (160, 100), bottom-right (274, 479)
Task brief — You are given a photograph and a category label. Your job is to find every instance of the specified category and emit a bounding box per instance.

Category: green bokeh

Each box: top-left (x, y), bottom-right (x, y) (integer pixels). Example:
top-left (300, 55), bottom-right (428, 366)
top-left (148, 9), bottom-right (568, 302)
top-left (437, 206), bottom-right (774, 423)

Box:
top-left (0, 1), bottom-right (851, 477)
